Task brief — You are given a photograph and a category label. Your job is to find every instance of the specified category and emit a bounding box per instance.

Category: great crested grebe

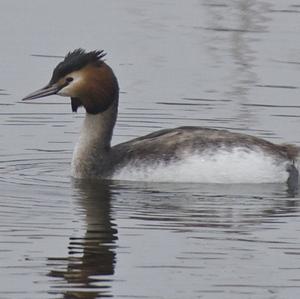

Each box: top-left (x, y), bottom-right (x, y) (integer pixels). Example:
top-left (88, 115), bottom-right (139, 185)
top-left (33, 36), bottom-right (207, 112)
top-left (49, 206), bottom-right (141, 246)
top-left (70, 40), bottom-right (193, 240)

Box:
top-left (22, 49), bottom-right (299, 186)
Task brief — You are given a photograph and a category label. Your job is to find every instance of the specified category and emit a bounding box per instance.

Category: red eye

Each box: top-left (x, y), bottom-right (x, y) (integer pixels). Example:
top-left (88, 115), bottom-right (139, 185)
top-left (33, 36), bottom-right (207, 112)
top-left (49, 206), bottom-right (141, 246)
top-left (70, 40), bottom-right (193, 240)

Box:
top-left (66, 77), bottom-right (73, 83)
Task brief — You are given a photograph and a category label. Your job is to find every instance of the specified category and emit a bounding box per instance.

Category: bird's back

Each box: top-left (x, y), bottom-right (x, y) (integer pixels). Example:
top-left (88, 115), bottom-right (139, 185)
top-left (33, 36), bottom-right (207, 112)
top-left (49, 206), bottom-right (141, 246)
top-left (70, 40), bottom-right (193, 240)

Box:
top-left (111, 126), bottom-right (299, 164)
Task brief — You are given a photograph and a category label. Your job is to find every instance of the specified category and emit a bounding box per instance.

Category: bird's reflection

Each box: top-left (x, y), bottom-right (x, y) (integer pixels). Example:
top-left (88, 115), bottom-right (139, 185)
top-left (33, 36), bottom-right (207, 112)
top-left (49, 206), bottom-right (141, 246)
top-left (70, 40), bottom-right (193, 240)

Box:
top-left (117, 181), bottom-right (299, 231)
top-left (48, 179), bottom-right (117, 299)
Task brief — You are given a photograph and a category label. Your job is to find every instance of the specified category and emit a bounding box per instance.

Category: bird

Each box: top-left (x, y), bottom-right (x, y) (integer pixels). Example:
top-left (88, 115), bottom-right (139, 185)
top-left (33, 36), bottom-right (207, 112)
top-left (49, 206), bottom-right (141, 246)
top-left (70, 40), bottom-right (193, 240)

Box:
top-left (22, 49), bottom-right (299, 187)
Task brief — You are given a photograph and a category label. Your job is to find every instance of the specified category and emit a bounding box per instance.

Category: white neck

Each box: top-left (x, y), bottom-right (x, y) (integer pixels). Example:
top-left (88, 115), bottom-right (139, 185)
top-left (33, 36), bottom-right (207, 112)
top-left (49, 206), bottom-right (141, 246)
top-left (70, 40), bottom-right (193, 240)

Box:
top-left (71, 100), bottom-right (118, 178)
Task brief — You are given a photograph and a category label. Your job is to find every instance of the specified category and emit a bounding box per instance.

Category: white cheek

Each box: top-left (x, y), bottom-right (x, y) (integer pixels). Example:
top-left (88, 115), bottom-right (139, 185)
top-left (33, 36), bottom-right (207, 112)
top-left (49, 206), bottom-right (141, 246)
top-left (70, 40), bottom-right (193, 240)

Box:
top-left (58, 85), bottom-right (73, 97)
top-left (57, 74), bottom-right (83, 97)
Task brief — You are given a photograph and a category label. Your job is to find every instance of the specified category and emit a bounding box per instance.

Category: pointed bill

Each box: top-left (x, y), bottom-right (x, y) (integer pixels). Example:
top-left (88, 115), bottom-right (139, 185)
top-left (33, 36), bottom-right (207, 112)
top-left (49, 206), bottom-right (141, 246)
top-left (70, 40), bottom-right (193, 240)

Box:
top-left (22, 84), bottom-right (61, 101)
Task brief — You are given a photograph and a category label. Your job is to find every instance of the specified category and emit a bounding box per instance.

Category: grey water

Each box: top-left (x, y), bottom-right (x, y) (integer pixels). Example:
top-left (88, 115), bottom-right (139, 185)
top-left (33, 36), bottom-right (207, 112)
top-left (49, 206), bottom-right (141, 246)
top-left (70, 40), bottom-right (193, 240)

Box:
top-left (1, 0), bottom-right (300, 298)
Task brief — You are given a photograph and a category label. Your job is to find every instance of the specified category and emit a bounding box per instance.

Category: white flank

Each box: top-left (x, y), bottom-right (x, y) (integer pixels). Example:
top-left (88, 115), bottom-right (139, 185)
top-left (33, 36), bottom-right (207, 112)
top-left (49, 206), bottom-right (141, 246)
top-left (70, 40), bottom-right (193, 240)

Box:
top-left (112, 147), bottom-right (290, 183)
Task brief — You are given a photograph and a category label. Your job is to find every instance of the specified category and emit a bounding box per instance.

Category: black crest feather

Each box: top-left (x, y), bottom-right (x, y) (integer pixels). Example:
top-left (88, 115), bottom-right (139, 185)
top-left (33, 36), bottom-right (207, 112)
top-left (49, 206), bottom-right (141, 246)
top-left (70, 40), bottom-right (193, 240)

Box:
top-left (50, 49), bottom-right (106, 84)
